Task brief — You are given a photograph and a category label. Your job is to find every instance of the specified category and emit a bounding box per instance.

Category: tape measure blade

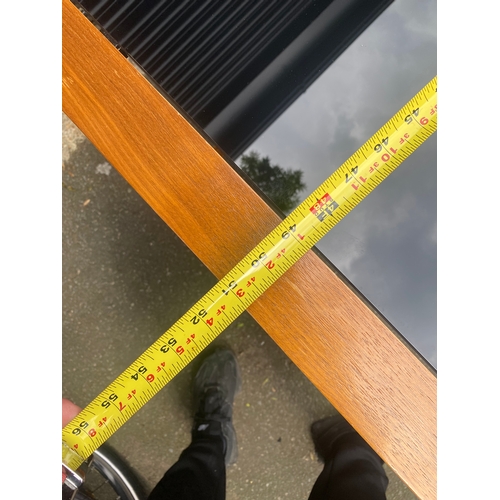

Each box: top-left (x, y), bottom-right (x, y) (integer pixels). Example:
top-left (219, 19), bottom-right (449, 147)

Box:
top-left (63, 77), bottom-right (437, 470)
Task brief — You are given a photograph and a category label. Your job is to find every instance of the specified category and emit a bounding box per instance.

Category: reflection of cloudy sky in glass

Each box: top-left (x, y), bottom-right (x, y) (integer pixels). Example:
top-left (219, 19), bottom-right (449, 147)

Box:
top-left (238, 0), bottom-right (437, 367)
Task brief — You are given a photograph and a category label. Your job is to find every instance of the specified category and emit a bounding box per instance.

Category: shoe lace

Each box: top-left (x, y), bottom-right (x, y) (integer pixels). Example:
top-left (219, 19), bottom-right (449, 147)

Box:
top-left (195, 387), bottom-right (231, 423)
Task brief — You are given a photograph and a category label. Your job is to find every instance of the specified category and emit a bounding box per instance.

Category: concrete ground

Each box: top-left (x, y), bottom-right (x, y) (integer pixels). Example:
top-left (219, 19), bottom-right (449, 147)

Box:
top-left (62, 114), bottom-right (417, 499)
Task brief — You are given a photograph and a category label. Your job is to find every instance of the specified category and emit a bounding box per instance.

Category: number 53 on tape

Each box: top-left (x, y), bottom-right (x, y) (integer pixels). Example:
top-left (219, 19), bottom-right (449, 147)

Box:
top-left (63, 77), bottom-right (437, 472)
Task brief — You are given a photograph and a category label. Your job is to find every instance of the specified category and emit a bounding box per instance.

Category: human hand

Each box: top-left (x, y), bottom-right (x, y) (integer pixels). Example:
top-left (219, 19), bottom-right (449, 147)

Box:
top-left (62, 398), bottom-right (82, 483)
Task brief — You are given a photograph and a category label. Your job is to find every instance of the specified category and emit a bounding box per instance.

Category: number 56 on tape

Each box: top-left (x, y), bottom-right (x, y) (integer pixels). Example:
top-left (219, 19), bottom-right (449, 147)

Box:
top-left (63, 77), bottom-right (437, 472)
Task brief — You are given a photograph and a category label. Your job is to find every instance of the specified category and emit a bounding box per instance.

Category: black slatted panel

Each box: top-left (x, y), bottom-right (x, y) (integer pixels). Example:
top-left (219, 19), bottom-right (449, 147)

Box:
top-left (75, 0), bottom-right (334, 126)
top-left (74, 0), bottom-right (394, 157)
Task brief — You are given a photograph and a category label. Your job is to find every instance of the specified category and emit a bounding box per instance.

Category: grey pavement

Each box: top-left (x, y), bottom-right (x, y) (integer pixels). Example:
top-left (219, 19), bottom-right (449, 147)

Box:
top-left (62, 114), bottom-right (417, 499)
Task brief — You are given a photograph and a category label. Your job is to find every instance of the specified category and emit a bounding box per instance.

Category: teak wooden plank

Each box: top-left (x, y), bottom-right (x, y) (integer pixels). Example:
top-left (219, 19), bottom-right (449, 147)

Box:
top-left (62, 1), bottom-right (436, 497)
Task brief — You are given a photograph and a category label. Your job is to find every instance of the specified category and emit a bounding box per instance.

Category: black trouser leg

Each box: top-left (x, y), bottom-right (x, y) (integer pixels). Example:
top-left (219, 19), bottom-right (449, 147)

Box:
top-left (308, 438), bottom-right (389, 500)
top-left (148, 434), bottom-right (226, 500)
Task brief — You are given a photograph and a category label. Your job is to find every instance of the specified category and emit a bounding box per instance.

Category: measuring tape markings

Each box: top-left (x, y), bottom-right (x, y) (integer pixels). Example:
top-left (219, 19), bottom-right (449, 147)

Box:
top-left (63, 78), bottom-right (437, 471)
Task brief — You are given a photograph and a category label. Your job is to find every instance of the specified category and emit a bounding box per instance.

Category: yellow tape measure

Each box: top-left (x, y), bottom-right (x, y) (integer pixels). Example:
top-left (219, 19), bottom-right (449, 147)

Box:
top-left (63, 77), bottom-right (437, 471)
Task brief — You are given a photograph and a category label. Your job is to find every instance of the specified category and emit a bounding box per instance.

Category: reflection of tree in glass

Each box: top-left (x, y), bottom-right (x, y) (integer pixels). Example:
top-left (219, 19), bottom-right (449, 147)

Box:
top-left (239, 151), bottom-right (306, 213)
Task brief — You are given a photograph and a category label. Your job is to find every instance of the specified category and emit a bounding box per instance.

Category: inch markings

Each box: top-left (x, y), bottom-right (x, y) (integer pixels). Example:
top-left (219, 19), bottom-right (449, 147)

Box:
top-left (63, 77), bottom-right (437, 472)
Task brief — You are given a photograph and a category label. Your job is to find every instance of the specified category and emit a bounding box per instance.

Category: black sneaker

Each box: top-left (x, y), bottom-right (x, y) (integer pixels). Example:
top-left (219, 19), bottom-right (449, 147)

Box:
top-left (311, 414), bottom-right (381, 463)
top-left (192, 347), bottom-right (241, 465)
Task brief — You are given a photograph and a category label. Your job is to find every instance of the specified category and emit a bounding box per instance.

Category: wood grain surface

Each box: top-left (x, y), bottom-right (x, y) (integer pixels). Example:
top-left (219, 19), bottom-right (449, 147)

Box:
top-left (62, 1), bottom-right (436, 497)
